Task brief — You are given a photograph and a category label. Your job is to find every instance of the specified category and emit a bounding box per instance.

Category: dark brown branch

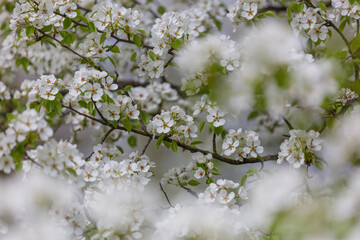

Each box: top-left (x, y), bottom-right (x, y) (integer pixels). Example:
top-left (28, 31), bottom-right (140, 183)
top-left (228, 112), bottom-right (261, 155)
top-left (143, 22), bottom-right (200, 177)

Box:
top-left (212, 132), bottom-right (217, 154)
top-left (63, 103), bottom-right (279, 165)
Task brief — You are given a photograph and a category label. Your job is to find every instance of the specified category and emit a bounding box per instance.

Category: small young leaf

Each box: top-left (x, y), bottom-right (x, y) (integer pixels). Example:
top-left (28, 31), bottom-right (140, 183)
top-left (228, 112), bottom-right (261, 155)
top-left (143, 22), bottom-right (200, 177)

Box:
top-left (122, 118), bottom-right (132, 133)
top-left (130, 52), bottom-right (137, 62)
top-left (188, 180), bottom-right (200, 186)
top-left (171, 39), bottom-right (181, 50)
top-left (199, 121), bottom-right (205, 133)
top-left (26, 26), bottom-right (35, 38)
top-left (156, 134), bottom-right (165, 148)
top-left (128, 135), bottom-right (137, 147)
top-left (123, 85), bottom-right (132, 91)
top-left (133, 34), bottom-right (142, 47)
top-left (63, 17), bottom-right (72, 29)
top-left (157, 6), bottom-right (166, 15)
top-left (88, 22), bottom-right (96, 32)
top-left (148, 51), bottom-right (157, 61)
top-left (171, 141), bottom-right (178, 152)
top-left (100, 32), bottom-right (107, 45)
top-left (110, 45), bottom-right (120, 53)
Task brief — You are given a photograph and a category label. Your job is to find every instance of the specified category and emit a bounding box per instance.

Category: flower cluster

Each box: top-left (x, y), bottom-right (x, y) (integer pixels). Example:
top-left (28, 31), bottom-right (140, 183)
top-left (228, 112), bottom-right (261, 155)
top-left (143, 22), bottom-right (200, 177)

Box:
top-left (67, 67), bottom-right (108, 101)
top-left (0, 81), bottom-right (11, 100)
top-left (178, 36), bottom-right (242, 95)
top-left (0, 32), bottom-right (77, 75)
top-left (290, 5), bottom-right (331, 42)
top-left (336, 88), bottom-right (359, 106)
top-left (332, 0), bottom-right (360, 20)
top-left (90, 2), bottom-right (142, 37)
top-left (193, 152), bottom-right (215, 180)
top-left (130, 82), bottom-right (178, 113)
top-left (227, 0), bottom-right (267, 25)
top-left (161, 162), bottom-right (194, 186)
top-left (100, 94), bottom-right (140, 121)
top-left (28, 74), bottom-right (63, 102)
top-left (84, 147), bottom-right (155, 191)
top-left (193, 95), bottom-right (227, 127)
top-left (138, 9), bottom-right (209, 79)
top-left (10, 0), bottom-right (78, 32)
top-left (198, 179), bottom-right (240, 206)
top-left (0, 109), bottom-right (53, 174)
top-left (222, 128), bottom-right (264, 160)
top-left (26, 139), bottom-right (85, 181)
top-left (277, 129), bottom-right (321, 168)
top-left (85, 190), bottom-right (149, 240)
top-left (147, 105), bottom-right (198, 142)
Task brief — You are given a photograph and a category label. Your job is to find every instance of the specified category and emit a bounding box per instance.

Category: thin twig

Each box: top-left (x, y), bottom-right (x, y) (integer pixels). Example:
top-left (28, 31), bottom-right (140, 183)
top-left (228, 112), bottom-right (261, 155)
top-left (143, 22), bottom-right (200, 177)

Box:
top-left (159, 183), bottom-right (173, 208)
top-left (141, 138), bottom-right (152, 155)
top-left (180, 186), bottom-right (198, 197)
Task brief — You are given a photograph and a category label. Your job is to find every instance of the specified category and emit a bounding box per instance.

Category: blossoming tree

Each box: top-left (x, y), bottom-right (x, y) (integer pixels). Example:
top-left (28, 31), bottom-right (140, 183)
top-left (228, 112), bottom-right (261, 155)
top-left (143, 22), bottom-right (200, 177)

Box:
top-left (1, 0), bottom-right (360, 239)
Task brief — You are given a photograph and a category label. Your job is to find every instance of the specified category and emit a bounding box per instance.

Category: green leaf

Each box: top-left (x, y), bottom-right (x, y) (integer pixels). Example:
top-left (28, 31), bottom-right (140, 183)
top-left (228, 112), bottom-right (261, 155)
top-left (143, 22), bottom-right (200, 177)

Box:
top-left (163, 140), bottom-right (171, 148)
top-left (246, 168), bottom-right (259, 176)
top-left (113, 120), bottom-right (118, 128)
top-left (110, 45), bottom-right (120, 53)
top-left (314, 160), bottom-right (324, 170)
top-left (264, 11), bottom-right (277, 17)
top-left (11, 143), bottom-right (24, 171)
top-left (190, 141), bottom-right (202, 145)
top-left (171, 39), bottom-right (181, 50)
top-left (123, 118), bottom-right (132, 133)
top-left (128, 136), bottom-right (137, 147)
top-left (41, 25), bottom-right (52, 32)
top-left (212, 17), bottom-right (222, 31)
top-left (26, 26), bottom-right (35, 38)
top-left (318, 2), bottom-right (327, 12)
top-left (88, 22), bottom-right (96, 32)
top-left (133, 34), bottom-right (142, 47)
top-left (100, 32), bottom-right (107, 45)
top-left (67, 168), bottom-right (77, 176)
top-left (41, 36), bottom-right (56, 48)
top-left (156, 134), bottom-right (165, 148)
top-left (188, 180), bottom-right (200, 186)
top-left (117, 146), bottom-right (124, 153)
top-left (171, 141), bottom-right (178, 152)
top-left (140, 112), bottom-right (149, 124)
top-left (63, 32), bottom-right (73, 46)
top-left (350, 33), bottom-right (360, 58)
top-left (107, 55), bottom-right (117, 68)
top-left (206, 178), bottom-right (214, 184)
top-left (130, 52), bottom-right (137, 62)
top-left (339, 19), bottom-right (348, 32)
top-left (63, 17), bottom-right (72, 29)
top-left (123, 85), bottom-right (132, 91)
top-left (87, 101), bottom-right (94, 114)
top-left (240, 175), bottom-right (247, 186)
top-left (78, 100), bottom-right (88, 108)
top-left (54, 99), bottom-right (62, 115)
top-left (214, 126), bottom-right (223, 136)
top-left (350, 0), bottom-right (356, 5)
top-left (148, 51), bottom-right (157, 61)
top-left (199, 121), bottom-right (205, 133)
top-left (286, 7), bottom-right (292, 19)
top-left (157, 6), bottom-right (166, 15)
top-left (45, 100), bottom-right (54, 113)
